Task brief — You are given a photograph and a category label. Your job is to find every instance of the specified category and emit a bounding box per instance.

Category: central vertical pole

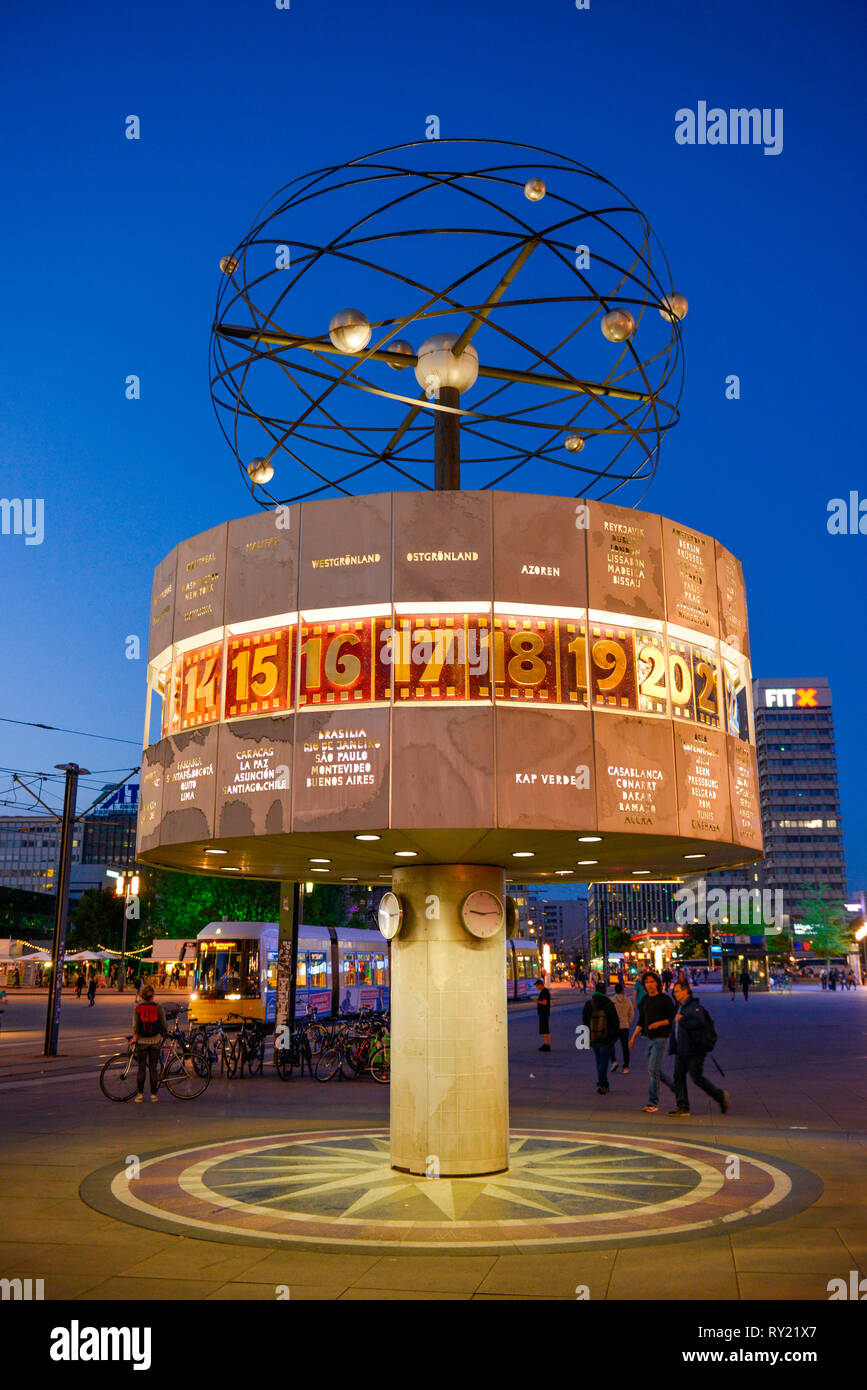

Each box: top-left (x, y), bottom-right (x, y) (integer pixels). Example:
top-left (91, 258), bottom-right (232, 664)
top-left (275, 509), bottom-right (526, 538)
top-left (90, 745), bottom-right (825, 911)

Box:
top-left (434, 385), bottom-right (460, 490)
top-left (390, 864), bottom-right (509, 1177)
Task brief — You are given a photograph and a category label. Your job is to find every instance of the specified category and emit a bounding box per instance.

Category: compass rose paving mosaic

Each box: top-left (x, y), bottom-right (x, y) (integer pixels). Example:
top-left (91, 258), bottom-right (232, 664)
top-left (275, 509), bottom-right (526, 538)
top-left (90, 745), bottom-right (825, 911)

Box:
top-left (81, 1128), bottom-right (821, 1255)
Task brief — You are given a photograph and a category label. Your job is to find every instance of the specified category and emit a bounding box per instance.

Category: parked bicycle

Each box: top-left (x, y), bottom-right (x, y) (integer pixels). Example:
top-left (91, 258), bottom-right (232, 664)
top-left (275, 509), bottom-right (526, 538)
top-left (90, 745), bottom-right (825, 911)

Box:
top-left (225, 1014), bottom-right (268, 1078)
top-left (189, 1016), bottom-right (238, 1076)
top-left (274, 1009), bottom-right (326, 1080)
top-left (315, 1011), bottom-right (390, 1084)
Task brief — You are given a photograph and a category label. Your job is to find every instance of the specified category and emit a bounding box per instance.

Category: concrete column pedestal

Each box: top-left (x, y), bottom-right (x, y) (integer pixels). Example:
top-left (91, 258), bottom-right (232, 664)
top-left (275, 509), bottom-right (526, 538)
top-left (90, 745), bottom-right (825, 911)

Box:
top-left (389, 863), bottom-right (509, 1177)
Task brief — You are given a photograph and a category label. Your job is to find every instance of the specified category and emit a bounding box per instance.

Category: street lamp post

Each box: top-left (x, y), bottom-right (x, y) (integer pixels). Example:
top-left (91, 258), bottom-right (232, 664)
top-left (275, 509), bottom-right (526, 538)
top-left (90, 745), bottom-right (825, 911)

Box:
top-left (114, 871), bottom-right (140, 992)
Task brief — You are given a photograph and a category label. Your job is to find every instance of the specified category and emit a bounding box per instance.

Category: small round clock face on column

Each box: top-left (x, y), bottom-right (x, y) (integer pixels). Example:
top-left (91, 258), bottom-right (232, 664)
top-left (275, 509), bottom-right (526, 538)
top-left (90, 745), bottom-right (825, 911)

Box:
top-left (377, 890), bottom-right (404, 940)
top-left (460, 890), bottom-right (505, 939)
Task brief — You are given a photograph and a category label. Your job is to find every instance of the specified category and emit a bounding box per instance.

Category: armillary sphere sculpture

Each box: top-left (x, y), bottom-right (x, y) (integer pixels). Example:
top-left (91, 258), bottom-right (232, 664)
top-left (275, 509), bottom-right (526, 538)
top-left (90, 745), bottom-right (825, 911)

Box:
top-left (209, 139), bottom-right (685, 506)
top-left (139, 141), bottom-right (760, 1180)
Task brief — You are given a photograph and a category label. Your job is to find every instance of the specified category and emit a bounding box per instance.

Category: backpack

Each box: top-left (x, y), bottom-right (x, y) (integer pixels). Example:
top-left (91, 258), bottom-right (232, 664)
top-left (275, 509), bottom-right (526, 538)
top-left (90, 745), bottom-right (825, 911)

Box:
top-left (589, 1001), bottom-right (610, 1045)
top-left (136, 1002), bottom-right (161, 1039)
top-left (693, 1004), bottom-right (717, 1053)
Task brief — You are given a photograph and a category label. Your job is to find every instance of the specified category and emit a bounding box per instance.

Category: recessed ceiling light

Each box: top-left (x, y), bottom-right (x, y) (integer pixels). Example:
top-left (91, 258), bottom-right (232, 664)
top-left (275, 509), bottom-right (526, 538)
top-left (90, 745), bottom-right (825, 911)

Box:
top-left (555, 870), bottom-right (573, 875)
top-left (355, 834), bottom-right (381, 841)
top-left (512, 851), bottom-right (534, 858)
top-left (633, 870), bottom-right (651, 875)
top-left (311, 867), bottom-right (329, 873)
top-left (577, 859), bottom-right (598, 866)
top-left (204, 848), bottom-right (227, 855)
top-left (309, 857), bottom-right (331, 864)
top-left (578, 835), bottom-right (602, 842)
top-left (394, 850), bottom-right (417, 857)
top-left (223, 867), bottom-right (240, 872)
top-left (683, 854), bottom-right (706, 860)
top-left (341, 877), bottom-right (358, 881)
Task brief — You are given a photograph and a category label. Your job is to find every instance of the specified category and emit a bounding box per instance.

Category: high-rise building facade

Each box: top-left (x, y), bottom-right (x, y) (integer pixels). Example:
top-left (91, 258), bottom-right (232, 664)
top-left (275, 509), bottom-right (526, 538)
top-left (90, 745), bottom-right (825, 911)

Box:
top-left (694, 677), bottom-right (848, 942)
top-left (588, 882), bottom-right (680, 943)
top-left (81, 782), bottom-right (139, 873)
top-left (751, 679), bottom-right (846, 908)
top-left (510, 886), bottom-right (589, 963)
top-left (0, 818), bottom-right (82, 894)
top-left (0, 782), bottom-right (139, 897)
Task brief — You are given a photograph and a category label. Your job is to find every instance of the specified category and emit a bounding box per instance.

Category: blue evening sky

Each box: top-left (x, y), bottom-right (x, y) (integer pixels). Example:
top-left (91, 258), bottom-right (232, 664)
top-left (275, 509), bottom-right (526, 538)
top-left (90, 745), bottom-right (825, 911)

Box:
top-left (0, 0), bottom-right (864, 888)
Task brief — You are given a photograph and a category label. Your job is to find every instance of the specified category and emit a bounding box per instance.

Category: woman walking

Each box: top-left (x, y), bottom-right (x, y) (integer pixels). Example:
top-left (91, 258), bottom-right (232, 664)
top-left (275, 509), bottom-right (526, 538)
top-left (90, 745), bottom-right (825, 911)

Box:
top-left (611, 982), bottom-right (634, 1073)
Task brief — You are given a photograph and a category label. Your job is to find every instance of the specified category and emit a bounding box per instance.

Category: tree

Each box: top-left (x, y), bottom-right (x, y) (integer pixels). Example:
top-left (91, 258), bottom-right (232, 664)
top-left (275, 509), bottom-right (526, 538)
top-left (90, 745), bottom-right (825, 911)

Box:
top-left (148, 869), bottom-right (279, 941)
top-left (301, 883), bottom-right (373, 929)
top-left (794, 883), bottom-right (853, 971)
top-left (0, 886), bottom-right (55, 939)
top-left (69, 889), bottom-right (129, 952)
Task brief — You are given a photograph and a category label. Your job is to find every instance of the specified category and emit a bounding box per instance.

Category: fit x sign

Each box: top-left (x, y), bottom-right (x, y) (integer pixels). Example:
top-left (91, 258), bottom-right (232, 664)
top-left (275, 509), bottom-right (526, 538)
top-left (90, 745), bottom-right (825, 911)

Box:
top-left (765, 687), bottom-right (819, 708)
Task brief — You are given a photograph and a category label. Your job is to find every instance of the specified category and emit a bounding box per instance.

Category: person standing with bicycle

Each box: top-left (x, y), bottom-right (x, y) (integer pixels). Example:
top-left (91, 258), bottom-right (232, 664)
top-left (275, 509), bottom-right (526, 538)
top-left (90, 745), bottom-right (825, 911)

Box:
top-left (132, 984), bottom-right (167, 1103)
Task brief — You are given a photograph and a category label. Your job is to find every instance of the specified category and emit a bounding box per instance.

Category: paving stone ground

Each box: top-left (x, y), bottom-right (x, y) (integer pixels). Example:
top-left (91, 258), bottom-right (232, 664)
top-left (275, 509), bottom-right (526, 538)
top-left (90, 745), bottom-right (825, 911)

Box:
top-left (1, 984), bottom-right (865, 1300)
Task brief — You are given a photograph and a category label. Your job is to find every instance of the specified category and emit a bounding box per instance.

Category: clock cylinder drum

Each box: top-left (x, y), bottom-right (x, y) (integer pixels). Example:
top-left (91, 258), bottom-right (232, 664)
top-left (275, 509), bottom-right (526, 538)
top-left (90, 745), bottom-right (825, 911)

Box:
top-left (390, 863), bottom-right (508, 1177)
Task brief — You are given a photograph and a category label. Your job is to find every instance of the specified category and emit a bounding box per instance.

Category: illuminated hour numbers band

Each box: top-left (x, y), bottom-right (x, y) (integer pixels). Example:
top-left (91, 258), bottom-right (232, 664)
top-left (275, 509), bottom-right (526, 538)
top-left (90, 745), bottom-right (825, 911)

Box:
top-left (392, 613), bottom-right (489, 701)
top-left (297, 616), bottom-right (388, 707)
top-left (225, 628), bottom-right (293, 718)
top-left (588, 622), bottom-right (667, 715)
top-left (492, 615), bottom-right (558, 703)
top-left (180, 642), bottom-right (222, 730)
top-left (669, 636), bottom-right (721, 728)
top-left (159, 658), bottom-right (181, 738)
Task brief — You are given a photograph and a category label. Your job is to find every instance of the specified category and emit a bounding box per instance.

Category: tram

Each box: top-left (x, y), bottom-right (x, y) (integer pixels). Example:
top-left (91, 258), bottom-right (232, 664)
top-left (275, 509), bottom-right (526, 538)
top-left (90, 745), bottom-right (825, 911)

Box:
top-left (189, 922), bottom-right (540, 1020)
top-left (189, 922), bottom-right (389, 1024)
top-left (506, 938), bottom-right (541, 1000)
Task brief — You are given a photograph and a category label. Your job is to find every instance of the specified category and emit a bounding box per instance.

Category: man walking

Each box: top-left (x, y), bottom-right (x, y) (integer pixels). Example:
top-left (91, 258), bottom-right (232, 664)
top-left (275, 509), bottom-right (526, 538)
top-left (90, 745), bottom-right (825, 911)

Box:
top-left (667, 980), bottom-right (729, 1118)
top-left (583, 983), bottom-right (620, 1095)
top-left (611, 982), bottom-right (634, 1074)
top-left (536, 977), bottom-right (551, 1052)
top-left (740, 966), bottom-right (751, 1001)
top-left (629, 970), bottom-right (674, 1113)
top-left (86, 974), bottom-right (97, 1007)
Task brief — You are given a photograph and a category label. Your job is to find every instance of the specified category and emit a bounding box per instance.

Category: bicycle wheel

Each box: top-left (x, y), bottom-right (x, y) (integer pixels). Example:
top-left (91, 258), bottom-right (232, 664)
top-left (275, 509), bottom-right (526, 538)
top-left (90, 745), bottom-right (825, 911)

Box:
top-left (370, 1037), bottom-right (390, 1084)
top-left (165, 1049), bottom-right (211, 1099)
top-left (190, 1026), bottom-right (211, 1057)
top-left (224, 1039), bottom-right (240, 1078)
top-left (342, 1036), bottom-right (368, 1078)
top-left (246, 1036), bottom-right (265, 1076)
top-left (315, 1046), bottom-right (342, 1082)
top-left (100, 1052), bottom-right (139, 1102)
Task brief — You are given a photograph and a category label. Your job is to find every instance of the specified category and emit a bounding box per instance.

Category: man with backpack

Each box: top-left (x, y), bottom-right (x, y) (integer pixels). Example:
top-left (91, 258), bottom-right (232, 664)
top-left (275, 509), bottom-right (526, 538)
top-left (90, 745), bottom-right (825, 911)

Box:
top-left (582, 982), bottom-right (620, 1095)
top-left (667, 980), bottom-right (729, 1117)
top-left (131, 983), bottom-right (168, 1102)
